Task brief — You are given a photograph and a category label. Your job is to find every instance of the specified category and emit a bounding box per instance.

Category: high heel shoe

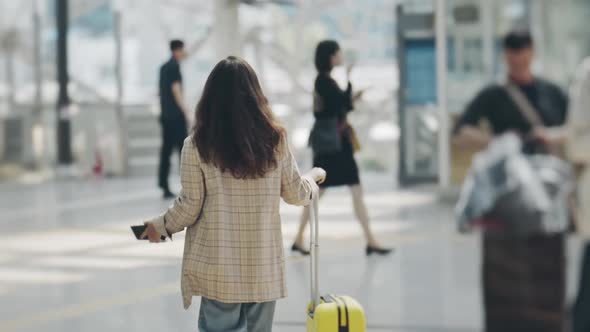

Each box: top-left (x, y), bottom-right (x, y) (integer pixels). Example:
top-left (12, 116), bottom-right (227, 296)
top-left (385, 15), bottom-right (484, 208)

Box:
top-left (291, 243), bottom-right (310, 256)
top-left (366, 246), bottom-right (393, 256)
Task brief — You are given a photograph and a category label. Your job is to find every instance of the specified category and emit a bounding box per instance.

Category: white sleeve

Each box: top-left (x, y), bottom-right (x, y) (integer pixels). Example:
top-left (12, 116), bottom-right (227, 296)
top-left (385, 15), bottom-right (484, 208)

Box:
top-left (567, 59), bottom-right (590, 164)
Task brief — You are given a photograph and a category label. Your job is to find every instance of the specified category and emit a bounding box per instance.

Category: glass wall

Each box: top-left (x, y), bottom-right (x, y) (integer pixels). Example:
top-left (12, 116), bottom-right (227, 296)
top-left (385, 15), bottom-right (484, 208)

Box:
top-left (2, 0), bottom-right (589, 180)
top-left (0, 0), bottom-right (400, 180)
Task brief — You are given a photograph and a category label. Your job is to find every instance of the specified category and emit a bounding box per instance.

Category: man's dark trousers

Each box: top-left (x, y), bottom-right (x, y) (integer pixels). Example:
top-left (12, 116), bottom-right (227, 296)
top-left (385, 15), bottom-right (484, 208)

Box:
top-left (158, 118), bottom-right (187, 192)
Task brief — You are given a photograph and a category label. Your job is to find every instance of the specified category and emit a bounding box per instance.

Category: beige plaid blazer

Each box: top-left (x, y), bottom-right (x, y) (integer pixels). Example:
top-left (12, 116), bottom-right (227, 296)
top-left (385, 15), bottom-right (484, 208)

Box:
top-left (149, 137), bottom-right (315, 308)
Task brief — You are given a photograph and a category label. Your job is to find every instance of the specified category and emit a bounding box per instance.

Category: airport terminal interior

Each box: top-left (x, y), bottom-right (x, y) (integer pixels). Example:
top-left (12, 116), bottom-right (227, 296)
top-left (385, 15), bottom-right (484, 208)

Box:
top-left (1, 0), bottom-right (590, 331)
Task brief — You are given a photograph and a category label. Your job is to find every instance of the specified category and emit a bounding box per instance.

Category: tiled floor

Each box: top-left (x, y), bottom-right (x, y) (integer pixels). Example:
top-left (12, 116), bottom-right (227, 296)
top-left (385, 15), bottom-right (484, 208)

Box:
top-left (0, 174), bottom-right (583, 332)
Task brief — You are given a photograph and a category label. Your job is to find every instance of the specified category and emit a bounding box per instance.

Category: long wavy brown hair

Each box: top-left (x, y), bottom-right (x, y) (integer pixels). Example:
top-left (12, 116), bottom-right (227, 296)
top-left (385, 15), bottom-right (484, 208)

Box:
top-left (192, 56), bottom-right (285, 179)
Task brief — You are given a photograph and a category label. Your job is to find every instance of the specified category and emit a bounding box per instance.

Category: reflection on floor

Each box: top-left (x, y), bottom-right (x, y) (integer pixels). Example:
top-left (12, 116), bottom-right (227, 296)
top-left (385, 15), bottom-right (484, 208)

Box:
top-left (0, 174), bottom-right (580, 332)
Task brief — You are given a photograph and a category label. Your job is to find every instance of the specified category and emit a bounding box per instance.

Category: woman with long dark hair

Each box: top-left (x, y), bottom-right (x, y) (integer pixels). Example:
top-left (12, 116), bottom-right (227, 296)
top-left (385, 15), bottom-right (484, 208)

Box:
top-left (291, 40), bottom-right (392, 256)
top-left (142, 56), bottom-right (325, 331)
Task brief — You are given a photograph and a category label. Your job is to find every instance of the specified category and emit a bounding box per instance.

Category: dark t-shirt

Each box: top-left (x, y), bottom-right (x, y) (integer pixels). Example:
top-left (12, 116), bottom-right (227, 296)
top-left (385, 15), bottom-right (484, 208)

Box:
top-left (159, 58), bottom-right (183, 122)
top-left (455, 78), bottom-right (568, 136)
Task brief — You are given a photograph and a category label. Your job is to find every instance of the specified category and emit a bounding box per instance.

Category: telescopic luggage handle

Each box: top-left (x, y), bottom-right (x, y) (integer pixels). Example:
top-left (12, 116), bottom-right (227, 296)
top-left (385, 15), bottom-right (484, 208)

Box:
top-left (309, 189), bottom-right (320, 308)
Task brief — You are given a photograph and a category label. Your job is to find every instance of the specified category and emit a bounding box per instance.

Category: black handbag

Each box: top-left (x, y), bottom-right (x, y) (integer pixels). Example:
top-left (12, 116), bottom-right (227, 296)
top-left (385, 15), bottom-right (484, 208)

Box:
top-left (308, 117), bottom-right (342, 155)
top-left (308, 91), bottom-right (342, 155)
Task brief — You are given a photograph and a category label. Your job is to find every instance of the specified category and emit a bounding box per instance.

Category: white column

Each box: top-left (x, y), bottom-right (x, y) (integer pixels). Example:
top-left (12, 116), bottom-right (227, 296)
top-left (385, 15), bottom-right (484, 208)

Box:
top-left (436, 0), bottom-right (450, 188)
top-left (113, 9), bottom-right (128, 176)
top-left (3, 32), bottom-right (16, 111)
top-left (28, 0), bottom-right (43, 168)
top-left (214, 0), bottom-right (240, 60)
top-left (481, 0), bottom-right (495, 80)
top-left (253, 33), bottom-right (266, 88)
top-left (33, 0), bottom-right (43, 117)
top-left (529, 0), bottom-right (546, 71)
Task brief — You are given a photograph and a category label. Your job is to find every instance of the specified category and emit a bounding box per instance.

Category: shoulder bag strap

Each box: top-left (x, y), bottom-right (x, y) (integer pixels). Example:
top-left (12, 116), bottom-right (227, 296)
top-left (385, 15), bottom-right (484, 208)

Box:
top-left (503, 82), bottom-right (544, 127)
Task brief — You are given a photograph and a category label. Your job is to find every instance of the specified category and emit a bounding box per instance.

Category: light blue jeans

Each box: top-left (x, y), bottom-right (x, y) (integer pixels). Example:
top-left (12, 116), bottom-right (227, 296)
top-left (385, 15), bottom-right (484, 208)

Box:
top-left (198, 297), bottom-right (276, 332)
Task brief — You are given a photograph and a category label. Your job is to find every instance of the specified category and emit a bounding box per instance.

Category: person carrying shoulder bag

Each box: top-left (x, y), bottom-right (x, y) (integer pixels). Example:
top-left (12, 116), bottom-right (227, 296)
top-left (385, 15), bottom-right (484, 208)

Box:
top-left (453, 31), bottom-right (569, 332)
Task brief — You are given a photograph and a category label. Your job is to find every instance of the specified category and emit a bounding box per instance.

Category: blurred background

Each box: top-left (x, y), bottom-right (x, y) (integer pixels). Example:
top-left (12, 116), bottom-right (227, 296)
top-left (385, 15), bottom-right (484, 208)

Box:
top-left (1, 0), bottom-right (589, 331)
top-left (1, 0), bottom-right (589, 182)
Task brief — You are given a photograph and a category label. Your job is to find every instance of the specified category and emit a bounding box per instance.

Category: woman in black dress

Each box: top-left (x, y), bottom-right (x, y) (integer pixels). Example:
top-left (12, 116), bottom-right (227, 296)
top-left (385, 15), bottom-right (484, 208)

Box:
top-left (291, 40), bottom-right (392, 256)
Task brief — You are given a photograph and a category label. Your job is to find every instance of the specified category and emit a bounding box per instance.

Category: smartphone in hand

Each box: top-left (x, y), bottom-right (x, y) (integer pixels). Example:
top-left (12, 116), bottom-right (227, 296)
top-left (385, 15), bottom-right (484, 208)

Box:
top-left (130, 225), bottom-right (166, 241)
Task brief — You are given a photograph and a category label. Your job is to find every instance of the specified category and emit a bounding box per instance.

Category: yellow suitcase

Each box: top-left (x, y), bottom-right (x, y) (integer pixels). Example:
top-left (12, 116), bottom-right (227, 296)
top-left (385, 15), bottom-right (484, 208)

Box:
top-left (306, 193), bottom-right (367, 332)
